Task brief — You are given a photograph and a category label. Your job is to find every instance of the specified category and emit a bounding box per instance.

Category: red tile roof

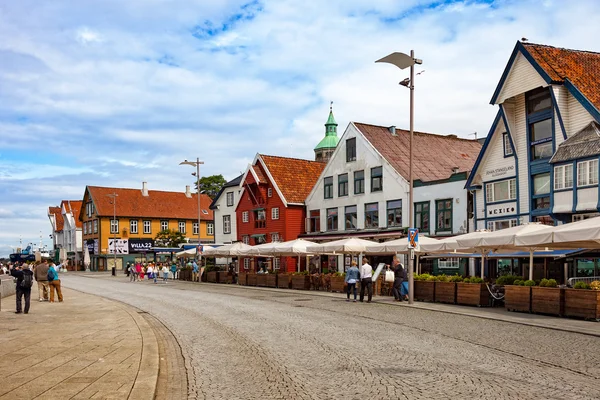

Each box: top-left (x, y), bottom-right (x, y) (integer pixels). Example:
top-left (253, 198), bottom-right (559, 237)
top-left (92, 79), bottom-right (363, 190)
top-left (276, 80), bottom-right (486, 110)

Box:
top-left (259, 155), bottom-right (326, 204)
top-left (48, 206), bottom-right (64, 231)
top-left (523, 43), bottom-right (600, 110)
top-left (86, 186), bottom-right (214, 220)
top-left (354, 123), bottom-right (482, 183)
top-left (62, 200), bottom-right (83, 228)
top-left (252, 165), bottom-right (266, 183)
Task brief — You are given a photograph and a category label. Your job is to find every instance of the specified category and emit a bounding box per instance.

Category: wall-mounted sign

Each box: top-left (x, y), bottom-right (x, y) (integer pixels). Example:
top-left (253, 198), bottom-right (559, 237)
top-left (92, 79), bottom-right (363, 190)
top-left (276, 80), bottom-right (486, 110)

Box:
top-left (86, 240), bottom-right (97, 255)
top-left (128, 238), bottom-right (154, 253)
top-left (485, 165), bottom-right (515, 179)
top-left (108, 239), bottom-right (129, 254)
top-left (487, 202), bottom-right (517, 217)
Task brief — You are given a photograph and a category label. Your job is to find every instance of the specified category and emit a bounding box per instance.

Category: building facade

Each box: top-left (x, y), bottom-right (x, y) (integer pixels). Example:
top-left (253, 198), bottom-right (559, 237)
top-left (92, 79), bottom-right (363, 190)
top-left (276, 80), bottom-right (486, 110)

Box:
top-left (210, 174), bottom-right (243, 245)
top-left (236, 154), bottom-right (325, 272)
top-left (80, 183), bottom-right (214, 271)
top-left (303, 122), bottom-right (481, 274)
top-left (466, 41), bottom-right (600, 231)
top-left (47, 200), bottom-right (83, 268)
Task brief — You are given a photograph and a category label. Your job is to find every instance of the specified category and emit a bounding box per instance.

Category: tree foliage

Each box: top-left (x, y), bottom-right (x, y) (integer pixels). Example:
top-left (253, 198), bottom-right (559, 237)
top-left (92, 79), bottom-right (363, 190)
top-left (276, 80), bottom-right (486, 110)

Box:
top-left (154, 229), bottom-right (186, 248)
top-left (195, 174), bottom-right (227, 199)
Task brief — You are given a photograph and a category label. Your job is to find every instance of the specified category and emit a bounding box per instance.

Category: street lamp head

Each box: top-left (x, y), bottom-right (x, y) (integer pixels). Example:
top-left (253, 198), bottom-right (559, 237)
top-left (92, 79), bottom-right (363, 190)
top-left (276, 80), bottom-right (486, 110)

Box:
top-left (399, 78), bottom-right (410, 87)
top-left (376, 52), bottom-right (415, 69)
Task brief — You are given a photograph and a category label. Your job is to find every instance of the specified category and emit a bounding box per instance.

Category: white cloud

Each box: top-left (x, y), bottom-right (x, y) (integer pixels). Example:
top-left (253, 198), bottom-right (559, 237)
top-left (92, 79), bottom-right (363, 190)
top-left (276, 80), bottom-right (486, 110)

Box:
top-left (75, 27), bottom-right (103, 44)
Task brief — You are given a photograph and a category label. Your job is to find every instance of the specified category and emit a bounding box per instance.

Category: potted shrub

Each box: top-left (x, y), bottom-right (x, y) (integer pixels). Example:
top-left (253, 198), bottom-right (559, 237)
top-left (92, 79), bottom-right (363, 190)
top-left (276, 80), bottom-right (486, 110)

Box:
top-left (531, 279), bottom-right (563, 316)
top-left (434, 275), bottom-right (456, 304)
top-left (330, 272), bottom-right (346, 293)
top-left (247, 272), bottom-right (258, 286)
top-left (277, 273), bottom-right (291, 289)
top-left (238, 271), bottom-right (248, 286)
top-left (291, 271), bottom-right (311, 290)
top-left (256, 272), bottom-right (268, 287)
top-left (414, 274), bottom-right (435, 302)
top-left (456, 277), bottom-right (490, 307)
top-left (178, 267), bottom-right (192, 281)
top-left (564, 281), bottom-right (600, 320)
top-left (265, 272), bottom-right (278, 287)
top-left (504, 279), bottom-right (533, 313)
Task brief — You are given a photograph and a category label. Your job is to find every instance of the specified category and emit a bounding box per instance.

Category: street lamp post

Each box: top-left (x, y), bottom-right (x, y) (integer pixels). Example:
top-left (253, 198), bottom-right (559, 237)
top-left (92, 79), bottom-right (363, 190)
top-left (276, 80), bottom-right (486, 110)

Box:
top-left (376, 50), bottom-right (423, 305)
top-left (180, 158), bottom-right (205, 259)
top-left (107, 193), bottom-right (118, 275)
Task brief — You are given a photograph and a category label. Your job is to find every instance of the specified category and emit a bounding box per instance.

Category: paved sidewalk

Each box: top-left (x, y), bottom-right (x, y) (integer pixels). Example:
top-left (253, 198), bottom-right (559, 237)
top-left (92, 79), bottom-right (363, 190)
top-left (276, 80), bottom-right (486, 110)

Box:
top-left (0, 287), bottom-right (159, 400)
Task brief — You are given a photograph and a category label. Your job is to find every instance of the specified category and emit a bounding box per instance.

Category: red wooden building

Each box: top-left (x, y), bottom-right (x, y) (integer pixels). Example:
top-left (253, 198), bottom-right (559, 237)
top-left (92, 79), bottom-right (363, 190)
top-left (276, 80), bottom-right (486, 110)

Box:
top-left (237, 154), bottom-right (325, 272)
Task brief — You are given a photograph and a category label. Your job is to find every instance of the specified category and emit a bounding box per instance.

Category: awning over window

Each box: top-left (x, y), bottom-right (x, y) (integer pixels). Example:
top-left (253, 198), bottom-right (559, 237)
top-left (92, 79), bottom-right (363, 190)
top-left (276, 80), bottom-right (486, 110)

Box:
top-left (251, 234), bottom-right (266, 239)
top-left (251, 207), bottom-right (265, 211)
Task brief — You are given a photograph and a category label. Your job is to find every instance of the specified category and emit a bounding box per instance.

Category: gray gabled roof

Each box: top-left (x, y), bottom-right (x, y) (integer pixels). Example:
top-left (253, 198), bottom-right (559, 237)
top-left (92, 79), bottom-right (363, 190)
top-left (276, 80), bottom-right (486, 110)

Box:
top-left (209, 174), bottom-right (243, 210)
top-left (550, 122), bottom-right (600, 164)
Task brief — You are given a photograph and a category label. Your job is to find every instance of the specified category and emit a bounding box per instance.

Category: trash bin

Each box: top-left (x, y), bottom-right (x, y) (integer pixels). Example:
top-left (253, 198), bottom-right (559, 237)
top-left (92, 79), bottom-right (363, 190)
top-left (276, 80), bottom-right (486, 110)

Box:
top-left (112, 266), bottom-right (116, 276)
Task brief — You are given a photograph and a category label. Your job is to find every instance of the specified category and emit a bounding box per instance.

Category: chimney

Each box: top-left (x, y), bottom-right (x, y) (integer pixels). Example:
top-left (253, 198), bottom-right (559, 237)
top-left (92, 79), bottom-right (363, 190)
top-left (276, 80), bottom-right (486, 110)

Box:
top-left (452, 167), bottom-right (459, 174)
top-left (185, 185), bottom-right (192, 198)
top-left (388, 126), bottom-right (396, 136)
top-left (142, 181), bottom-right (149, 197)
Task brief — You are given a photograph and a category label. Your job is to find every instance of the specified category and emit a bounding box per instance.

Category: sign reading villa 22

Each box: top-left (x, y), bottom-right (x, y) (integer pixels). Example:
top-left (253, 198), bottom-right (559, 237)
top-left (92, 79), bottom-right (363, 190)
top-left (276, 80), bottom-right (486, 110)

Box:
top-left (108, 239), bottom-right (129, 254)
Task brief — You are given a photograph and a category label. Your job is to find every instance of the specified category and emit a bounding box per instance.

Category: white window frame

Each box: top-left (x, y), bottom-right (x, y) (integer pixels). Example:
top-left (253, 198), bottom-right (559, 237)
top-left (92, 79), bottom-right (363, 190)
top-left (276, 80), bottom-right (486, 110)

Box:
top-left (503, 133), bottom-right (513, 156)
top-left (273, 257), bottom-right (280, 270)
top-left (143, 220), bottom-right (151, 234)
top-left (244, 258), bottom-right (250, 269)
top-left (554, 164), bottom-right (573, 190)
top-left (485, 178), bottom-right (517, 203)
top-left (242, 235), bottom-right (249, 245)
top-left (438, 258), bottom-right (460, 269)
top-left (110, 219), bottom-right (119, 234)
top-left (161, 220), bottom-right (168, 231)
top-left (226, 192), bottom-right (234, 207)
top-left (271, 207), bottom-right (279, 220)
top-left (207, 222), bottom-right (214, 235)
top-left (268, 188), bottom-right (273, 197)
top-left (193, 222), bottom-right (199, 235)
top-left (84, 222), bottom-right (88, 235)
top-left (223, 215), bottom-right (231, 234)
top-left (271, 232), bottom-right (280, 242)
top-left (178, 221), bottom-right (186, 234)
top-left (93, 219), bottom-right (98, 234)
top-left (577, 159), bottom-right (599, 187)
top-left (487, 219), bottom-right (518, 231)
top-left (242, 211), bottom-right (249, 223)
top-left (130, 220), bottom-right (138, 234)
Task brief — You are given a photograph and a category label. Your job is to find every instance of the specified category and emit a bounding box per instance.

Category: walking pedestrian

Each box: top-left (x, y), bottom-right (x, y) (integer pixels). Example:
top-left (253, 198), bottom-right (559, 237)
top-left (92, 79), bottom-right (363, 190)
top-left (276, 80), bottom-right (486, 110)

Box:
top-left (170, 262), bottom-right (177, 280)
top-left (126, 262), bottom-right (131, 278)
top-left (33, 261), bottom-right (50, 301)
top-left (359, 257), bottom-right (373, 303)
top-left (47, 262), bottom-right (64, 302)
top-left (135, 262), bottom-right (141, 281)
top-left (162, 264), bottom-right (169, 283)
top-left (147, 264), bottom-right (155, 283)
top-left (10, 264), bottom-right (34, 314)
top-left (389, 256), bottom-right (406, 302)
top-left (140, 264), bottom-right (146, 280)
top-left (345, 261), bottom-right (360, 302)
top-left (192, 260), bottom-right (199, 282)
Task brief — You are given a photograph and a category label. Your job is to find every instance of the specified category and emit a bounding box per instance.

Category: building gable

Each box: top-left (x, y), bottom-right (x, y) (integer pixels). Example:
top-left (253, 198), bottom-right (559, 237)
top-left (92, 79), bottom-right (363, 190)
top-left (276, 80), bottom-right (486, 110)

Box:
top-left (495, 51), bottom-right (548, 105)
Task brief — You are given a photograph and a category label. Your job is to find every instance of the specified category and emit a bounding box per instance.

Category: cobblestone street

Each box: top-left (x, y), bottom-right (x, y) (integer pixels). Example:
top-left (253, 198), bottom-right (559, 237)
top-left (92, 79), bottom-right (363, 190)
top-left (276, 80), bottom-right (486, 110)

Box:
top-left (63, 275), bottom-right (600, 400)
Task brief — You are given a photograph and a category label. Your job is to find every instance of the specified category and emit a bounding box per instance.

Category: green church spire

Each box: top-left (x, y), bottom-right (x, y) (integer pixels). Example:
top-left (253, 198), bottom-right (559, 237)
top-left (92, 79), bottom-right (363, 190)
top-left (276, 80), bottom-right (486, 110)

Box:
top-left (314, 102), bottom-right (340, 151)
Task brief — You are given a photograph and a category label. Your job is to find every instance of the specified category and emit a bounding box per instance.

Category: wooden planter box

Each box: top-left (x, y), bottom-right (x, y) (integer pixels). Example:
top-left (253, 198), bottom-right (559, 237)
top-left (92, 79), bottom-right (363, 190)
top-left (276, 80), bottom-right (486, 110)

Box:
top-left (531, 287), bottom-right (564, 316)
top-left (291, 275), bottom-right (311, 290)
top-left (330, 276), bottom-right (346, 293)
top-left (564, 289), bottom-right (600, 320)
top-left (456, 283), bottom-right (490, 307)
top-left (178, 269), bottom-right (192, 281)
top-left (238, 272), bottom-right (248, 286)
top-left (435, 282), bottom-right (456, 304)
top-left (256, 274), bottom-right (267, 287)
top-left (218, 271), bottom-right (232, 284)
top-left (277, 274), bottom-right (291, 289)
top-left (247, 273), bottom-right (258, 286)
top-left (504, 285), bottom-right (531, 313)
top-left (414, 281), bottom-right (435, 302)
top-left (207, 271), bottom-right (218, 283)
top-left (265, 274), bottom-right (278, 287)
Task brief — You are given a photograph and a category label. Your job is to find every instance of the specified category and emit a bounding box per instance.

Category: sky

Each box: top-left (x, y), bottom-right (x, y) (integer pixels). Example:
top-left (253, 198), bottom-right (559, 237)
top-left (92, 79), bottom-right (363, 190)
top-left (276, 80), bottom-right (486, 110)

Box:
top-left (2, 0), bottom-right (600, 256)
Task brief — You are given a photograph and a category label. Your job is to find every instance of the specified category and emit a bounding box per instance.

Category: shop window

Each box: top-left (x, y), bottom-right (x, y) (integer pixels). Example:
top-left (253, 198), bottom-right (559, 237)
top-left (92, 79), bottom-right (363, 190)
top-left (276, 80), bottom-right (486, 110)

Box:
top-left (345, 205), bottom-right (357, 230)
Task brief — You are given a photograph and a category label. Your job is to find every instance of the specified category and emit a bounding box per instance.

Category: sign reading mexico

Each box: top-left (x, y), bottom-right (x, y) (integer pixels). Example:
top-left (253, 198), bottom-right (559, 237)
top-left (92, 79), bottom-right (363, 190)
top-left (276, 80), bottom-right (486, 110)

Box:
top-left (108, 239), bottom-right (129, 254)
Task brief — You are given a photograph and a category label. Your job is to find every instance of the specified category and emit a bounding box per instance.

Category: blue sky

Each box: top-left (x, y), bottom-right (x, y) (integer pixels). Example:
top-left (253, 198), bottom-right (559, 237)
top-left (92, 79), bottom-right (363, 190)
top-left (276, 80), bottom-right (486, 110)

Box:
top-left (2, 0), bottom-right (600, 256)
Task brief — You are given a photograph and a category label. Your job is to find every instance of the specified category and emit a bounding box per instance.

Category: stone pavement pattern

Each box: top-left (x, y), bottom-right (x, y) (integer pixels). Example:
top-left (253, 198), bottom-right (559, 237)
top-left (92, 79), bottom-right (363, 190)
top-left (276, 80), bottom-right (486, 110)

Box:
top-left (0, 287), bottom-right (158, 400)
top-left (64, 275), bottom-right (600, 400)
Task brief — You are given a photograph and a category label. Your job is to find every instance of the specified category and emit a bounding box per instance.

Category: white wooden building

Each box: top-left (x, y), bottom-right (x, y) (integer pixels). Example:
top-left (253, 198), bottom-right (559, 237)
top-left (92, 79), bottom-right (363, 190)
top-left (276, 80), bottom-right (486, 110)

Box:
top-left (210, 174), bottom-right (243, 245)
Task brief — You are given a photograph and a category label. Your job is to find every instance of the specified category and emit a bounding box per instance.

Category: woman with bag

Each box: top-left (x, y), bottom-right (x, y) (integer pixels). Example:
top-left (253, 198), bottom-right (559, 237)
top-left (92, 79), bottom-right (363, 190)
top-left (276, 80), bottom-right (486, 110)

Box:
top-left (345, 261), bottom-right (360, 302)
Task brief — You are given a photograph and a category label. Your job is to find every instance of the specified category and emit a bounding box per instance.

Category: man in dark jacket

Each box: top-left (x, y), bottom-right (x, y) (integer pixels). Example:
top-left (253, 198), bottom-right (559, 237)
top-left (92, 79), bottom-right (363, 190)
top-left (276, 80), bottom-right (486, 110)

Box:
top-left (11, 265), bottom-right (34, 314)
top-left (390, 256), bottom-right (406, 302)
top-left (33, 262), bottom-right (49, 301)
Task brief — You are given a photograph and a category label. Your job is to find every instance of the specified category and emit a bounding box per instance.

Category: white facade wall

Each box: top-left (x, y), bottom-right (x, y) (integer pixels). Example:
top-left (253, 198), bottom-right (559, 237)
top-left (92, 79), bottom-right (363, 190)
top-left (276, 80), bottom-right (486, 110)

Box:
top-left (496, 52), bottom-right (548, 104)
top-left (568, 92), bottom-right (595, 134)
top-left (213, 183), bottom-right (242, 244)
top-left (576, 188), bottom-right (598, 212)
top-left (414, 180), bottom-right (470, 235)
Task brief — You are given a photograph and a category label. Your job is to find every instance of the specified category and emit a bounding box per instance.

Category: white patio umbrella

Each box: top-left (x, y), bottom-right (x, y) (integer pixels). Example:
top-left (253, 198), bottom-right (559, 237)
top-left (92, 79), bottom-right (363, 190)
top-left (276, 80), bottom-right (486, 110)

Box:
top-left (271, 239), bottom-right (316, 256)
top-left (458, 223), bottom-right (555, 280)
top-left (517, 216), bottom-right (600, 249)
top-left (83, 246), bottom-right (91, 271)
top-left (245, 242), bottom-right (281, 256)
top-left (364, 236), bottom-right (446, 254)
top-left (306, 237), bottom-right (379, 254)
top-left (203, 242), bottom-right (253, 257)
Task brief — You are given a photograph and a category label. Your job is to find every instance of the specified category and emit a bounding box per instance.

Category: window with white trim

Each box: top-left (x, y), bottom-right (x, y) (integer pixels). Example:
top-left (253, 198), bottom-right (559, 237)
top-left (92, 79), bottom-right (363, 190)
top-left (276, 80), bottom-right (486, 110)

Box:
top-left (268, 188), bottom-right (273, 197)
top-left (84, 222), bottom-right (88, 235)
top-left (193, 222), bottom-right (198, 235)
top-left (271, 232), bottom-right (280, 242)
top-left (223, 215), bottom-right (231, 234)
top-left (160, 220), bottom-right (168, 231)
top-left (487, 219), bottom-right (517, 231)
top-left (178, 221), bottom-right (186, 234)
top-left (130, 220), bottom-right (138, 234)
top-left (577, 159), bottom-right (599, 186)
top-left (271, 207), bottom-right (279, 220)
top-left (226, 192), bottom-right (234, 207)
top-left (93, 219), bottom-right (98, 234)
top-left (485, 179), bottom-right (516, 203)
top-left (143, 220), bottom-right (150, 234)
top-left (554, 164), bottom-right (573, 190)
top-left (273, 257), bottom-right (281, 270)
top-left (242, 235), bottom-right (249, 244)
top-left (207, 222), bottom-right (214, 235)
top-left (438, 258), bottom-right (460, 269)
top-left (244, 258), bottom-right (250, 269)
top-left (503, 133), bottom-right (513, 156)
top-left (242, 211), bottom-right (249, 223)
top-left (110, 219), bottom-right (119, 234)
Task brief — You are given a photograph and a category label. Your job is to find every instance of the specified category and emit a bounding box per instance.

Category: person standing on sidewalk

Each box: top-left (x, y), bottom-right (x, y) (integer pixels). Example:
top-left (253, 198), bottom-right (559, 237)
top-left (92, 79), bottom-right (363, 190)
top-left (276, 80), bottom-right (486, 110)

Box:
top-left (11, 264), bottom-right (34, 314)
top-left (33, 261), bottom-right (50, 301)
top-left (389, 256), bottom-right (406, 302)
top-left (162, 264), bottom-right (169, 283)
top-left (170, 262), bottom-right (177, 280)
top-left (345, 261), bottom-right (360, 302)
top-left (192, 260), bottom-right (199, 282)
top-left (47, 262), bottom-right (64, 302)
top-left (359, 257), bottom-right (373, 303)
